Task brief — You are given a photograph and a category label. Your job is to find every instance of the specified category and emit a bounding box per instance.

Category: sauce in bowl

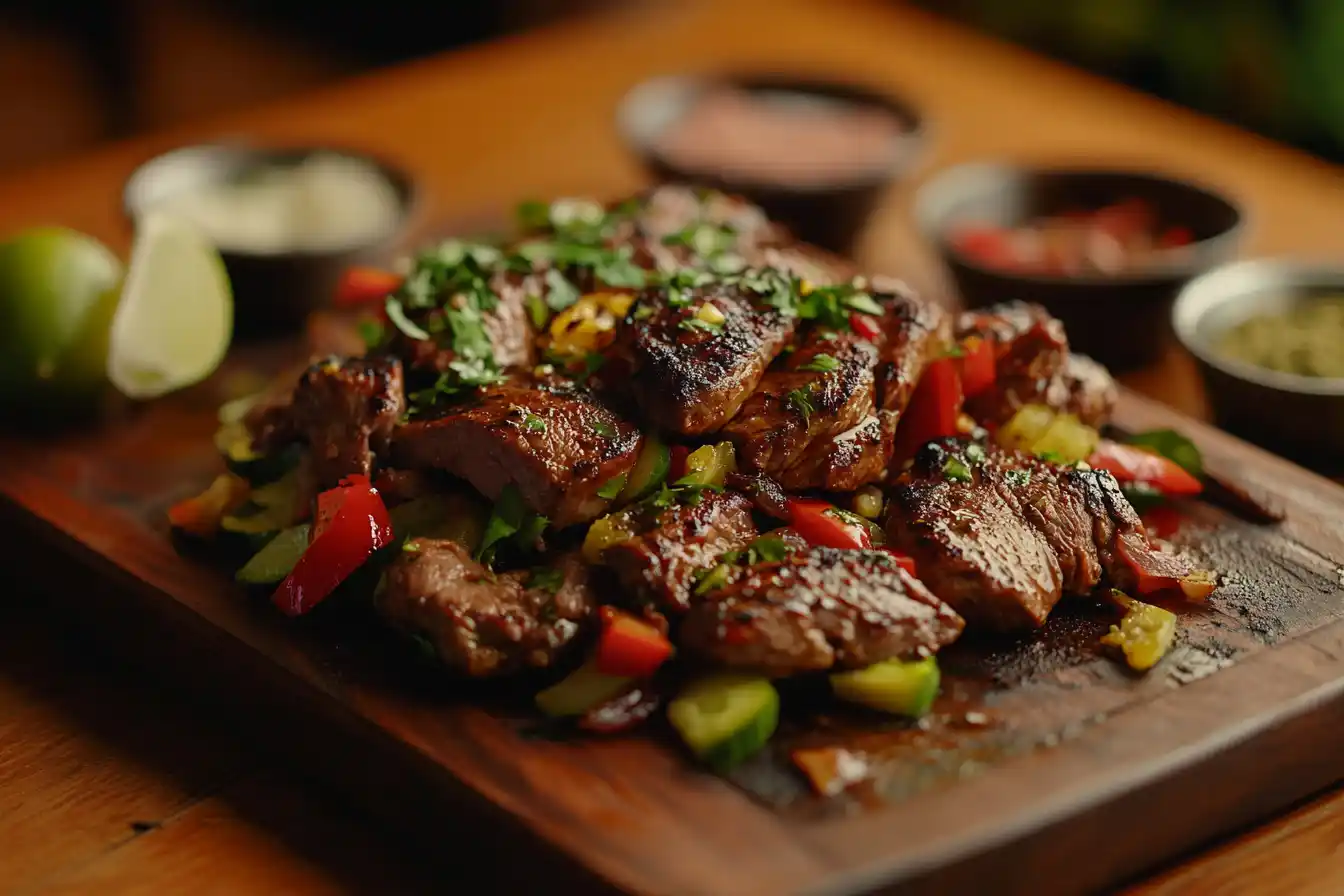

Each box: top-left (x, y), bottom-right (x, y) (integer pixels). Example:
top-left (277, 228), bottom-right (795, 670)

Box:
top-left (1216, 294), bottom-right (1344, 379)
top-left (653, 87), bottom-right (906, 187)
top-left (148, 153), bottom-right (404, 255)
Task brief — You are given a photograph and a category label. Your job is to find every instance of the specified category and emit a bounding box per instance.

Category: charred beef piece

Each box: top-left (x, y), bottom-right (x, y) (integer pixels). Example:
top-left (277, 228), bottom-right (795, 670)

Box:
top-left (874, 281), bottom-right (952, 418)
top-left (958, 301), bottom-right (1117, 428)
top-left (886, 438), bottom-right (1190, 632)
top-left (601, 491), bottom-right (758, 619)
top-left (391, 378), bottom-right (641, 527)
top-left (287, 356), bottom-right (404, 489)
top-left (778, 411), bottom-right (900, 493)
top-left (379, 540), bottom-right (595, 676)
top-left (723, 329), bottom-right (879, 480)
top-left (387, 269), bottom-right (541, 376)
top-left (680, 546), bottom-right (964, 675)
top-left (615, 277), bottom-right (798, 435)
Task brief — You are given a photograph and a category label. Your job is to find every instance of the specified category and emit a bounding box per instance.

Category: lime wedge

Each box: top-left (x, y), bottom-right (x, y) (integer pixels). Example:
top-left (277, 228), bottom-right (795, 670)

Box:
top-left (108, 212), bottom-right (233, 399)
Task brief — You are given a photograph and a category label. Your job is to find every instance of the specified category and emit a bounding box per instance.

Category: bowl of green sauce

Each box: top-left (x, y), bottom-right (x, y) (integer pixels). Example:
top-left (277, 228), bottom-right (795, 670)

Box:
top-left (1173, 259), bottom-right (1344, 467)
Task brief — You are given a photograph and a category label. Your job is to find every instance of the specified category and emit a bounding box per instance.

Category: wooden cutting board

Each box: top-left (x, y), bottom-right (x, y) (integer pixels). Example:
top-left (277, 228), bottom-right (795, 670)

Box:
top-left (3, 335), bottom-right (1344, 896)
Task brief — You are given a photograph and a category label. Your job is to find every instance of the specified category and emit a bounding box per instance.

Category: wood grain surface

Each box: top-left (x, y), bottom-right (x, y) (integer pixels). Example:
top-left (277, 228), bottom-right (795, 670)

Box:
top-left (4, 0), bottom-right (1344, 893)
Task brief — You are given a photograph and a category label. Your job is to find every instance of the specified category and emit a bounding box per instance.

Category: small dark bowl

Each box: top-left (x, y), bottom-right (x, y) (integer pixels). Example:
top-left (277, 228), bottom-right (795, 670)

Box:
top-left (914, 163), bottom-right (1243, 372)
top-left (617, 72), bottom-right (924, 254)
top-left (1173, 259), bottom-right (1344, 470)
top-left (123, 143), bottom-right (418, 337)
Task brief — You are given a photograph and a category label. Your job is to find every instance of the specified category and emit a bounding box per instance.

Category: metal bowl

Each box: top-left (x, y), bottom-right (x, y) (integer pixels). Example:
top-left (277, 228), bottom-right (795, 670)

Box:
top-left (1172, 258), bottom-right (1344, 468)
top-left (123, 143), bottom-right (419, 337)
top-left (914, 163), bottom-right (1243, 372)
top-left (616, 71), bottom-right (924, 255)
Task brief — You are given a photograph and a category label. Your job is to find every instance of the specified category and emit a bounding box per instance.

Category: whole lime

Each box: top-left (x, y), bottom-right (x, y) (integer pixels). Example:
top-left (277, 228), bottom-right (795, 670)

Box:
top-left (0, 227), bottom-right (124, 413)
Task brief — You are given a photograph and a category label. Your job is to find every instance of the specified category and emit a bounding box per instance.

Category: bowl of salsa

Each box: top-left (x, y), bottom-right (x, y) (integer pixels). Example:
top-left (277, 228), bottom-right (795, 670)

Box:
top-left (617, 73), bottom-right (924, 254)
top-left (915, 163), bottom-right (1242, 371)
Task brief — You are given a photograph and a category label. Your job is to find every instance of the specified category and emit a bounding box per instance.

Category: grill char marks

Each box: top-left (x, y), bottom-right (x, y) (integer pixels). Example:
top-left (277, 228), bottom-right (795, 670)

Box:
top-left (379, 539), bottom-right (595, 676)
top-left (679, 547), bottom-right (964, 675)
top-left (886, 438), bottom-right (1190, 632)
top-left (391, 378), bottom-right (641, 527)
top-left (958, 301), bottom-right (1117, 428)
top-left (289, 356), bottom-right (405, 489)
top-left (778, 411), bottom-right (899, 492)
top-left (723, 329), bottom-right (879, 482)
top-left (874, 282), bottom-right (952, 418)
top-left (616, 279), bottom-right (797, 435)
top-left (600, 491), bottom-right (758, 620)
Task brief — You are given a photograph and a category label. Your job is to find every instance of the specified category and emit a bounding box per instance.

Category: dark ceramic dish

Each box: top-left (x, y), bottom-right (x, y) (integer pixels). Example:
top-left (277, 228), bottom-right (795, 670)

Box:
top-left (617, 72), bottom-right (924, 254)
top-left (914, 163), bottom-right (1243, 371)
top-left (123, 143), bottom-right (418, 337)
top-left (1173, 258), bottom-right (1344, 470)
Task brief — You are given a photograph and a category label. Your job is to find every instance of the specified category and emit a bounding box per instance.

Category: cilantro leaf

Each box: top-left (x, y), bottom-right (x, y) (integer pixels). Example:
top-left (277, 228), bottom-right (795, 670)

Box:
top-left (591, 419), bottom-right (617, 439)
top-left (523, 413), bottom-right (547, 433)
top-left (942, 455), bottom-right (973, 482)
top-left (384, 297), bottom-right (430, 341)
top-left (527, 567), bottom-right (566, 594)
top-left (597, 474), bottom-right (627, 500)
top-left (799, 353), bottom-right (840, 373)
top-left (544, 268), bottom-right (580, 312)
top-left (787, 388), bottom-right (815, 422)
top-left (525, 293), bottom-right (549, 330)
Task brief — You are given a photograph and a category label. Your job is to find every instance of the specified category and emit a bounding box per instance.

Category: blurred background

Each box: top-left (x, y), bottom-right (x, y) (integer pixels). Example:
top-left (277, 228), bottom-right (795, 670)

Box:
top-left (2, 0), bottom-right (1342, 176)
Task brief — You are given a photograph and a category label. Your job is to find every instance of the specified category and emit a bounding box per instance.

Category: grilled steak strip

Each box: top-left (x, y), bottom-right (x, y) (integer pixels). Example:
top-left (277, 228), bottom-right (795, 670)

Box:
top-left (285, 356), bottom-right (404, 490)
top-left (875, 282), bottom-right (952, 418)
top-left (680, 546), bottom-right (964, 675)
top-left (616, 278), bottom-right (798, 435)
top-left (600, 491), bottom-right (758, 620)
top-left (723, 328), bottom-right (879, 478)
top-left (391, 378), bottom-right (642, 527)
top-left (887, 438), bottom-right (1190, 632)
top-left (777, 411), bottom-right (899, 493)
top-left (379, 539), bottom-right (594, 676)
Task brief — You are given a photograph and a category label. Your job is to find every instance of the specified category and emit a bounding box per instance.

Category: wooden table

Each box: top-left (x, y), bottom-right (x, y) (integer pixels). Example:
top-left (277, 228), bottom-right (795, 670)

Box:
top-left (4, 1), bottom-right (1344, 892)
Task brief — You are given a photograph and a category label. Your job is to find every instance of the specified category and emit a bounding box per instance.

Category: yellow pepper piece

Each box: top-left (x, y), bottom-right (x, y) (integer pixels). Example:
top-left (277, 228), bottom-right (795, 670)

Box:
top-left (581, 510), bottom-right (641, 563)
top-left (548, 292), bottom-right (634, 359)
top-left (1102, 593), bottom-right (1177, 672)
top-left (995, 403), bottom-right (1101, 464)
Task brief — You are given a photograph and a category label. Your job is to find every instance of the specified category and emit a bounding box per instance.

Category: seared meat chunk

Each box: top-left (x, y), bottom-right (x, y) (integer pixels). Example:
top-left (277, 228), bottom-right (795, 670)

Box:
top-left (601, 491), bottom-right (758, 618)
top-left (875, 283), bottom-right (951, 417)
top-left (392, 379), bottom-right (641, 527)
top-left (379, 540), bottom-right (594, 676)
top-left (680, 547), bottom-right (964, 675)
top-left (616, 277), bottom-right (797, 435)
top-left (724, 329), bottom-right (879, 479)
top-left (289, 356), bottom-right (404, 489)
top-left (958, 301), bottom-right (1117, 428)
top-left (886, 438), bottom-right (1190, 632)
top-left (777, 411), bottom-right (899, 493)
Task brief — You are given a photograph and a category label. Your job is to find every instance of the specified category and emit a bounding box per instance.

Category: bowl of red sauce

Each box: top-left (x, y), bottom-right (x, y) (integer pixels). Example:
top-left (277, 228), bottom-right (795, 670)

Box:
top-left (915, 163), bottom-right (1243, 371)
top-left (617, 73), bottom-right (924, 254)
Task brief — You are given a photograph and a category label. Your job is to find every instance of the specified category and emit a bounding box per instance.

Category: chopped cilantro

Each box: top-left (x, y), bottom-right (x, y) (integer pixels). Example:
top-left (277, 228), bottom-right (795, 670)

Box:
top-left (591, 419), bottom-right (617, 439)
top-left (965, 442), bottom-right (987, 465)
top-left (693, 562), bottom-right (733, 596)
top-left (746, 535), bottom-right (793, 564)
top-left (525, 293), bottom-right (549, 330)
top-left (787, 388), bottom-right (815, 423)
top-left (597, 473), bottom-right (627, 499)
top-left (942, 455), bottom-right (973, 482)
top-left (632, 304), bottom-right (656, 321)
top-left (1004, 468), bottom-right (1033, 488)
top-left (515, 199), bottom-right (552, 231)
top-left (799, 353), bottom-right (840, 373)
top-left (523, 413), bottom-right (547, 434)
top-left (357, 318), bottom-right (385, 352)
top-left (527, 567), bottom-right (566, 594)
top-left (841, 291), bottom-right (885, 317)
top-left (678, 317), bottom-right (722, 335)
top-left (476, 484), bottom-right (548, 565)
top-left (662, 222), bottom-right (738, 259)
top-left (543, 268), bottom-right (580, 311)
top-left (1038, 450), bottom-right (1066, 465)
top-left (384, 297), bottom-right (430, 341)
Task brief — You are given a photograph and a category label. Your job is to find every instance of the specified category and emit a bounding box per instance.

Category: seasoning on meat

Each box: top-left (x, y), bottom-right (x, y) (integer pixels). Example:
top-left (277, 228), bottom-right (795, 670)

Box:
top-left (378, 540), bottom-right (595, 676)
top-left (616, 276), bottom-right (798, 435)
top-left (391, 377), bottom-right (642, 527)
top-left (288, 355), bottom-right (404, 489)
top-left (679, 546), bottom-right (964, 675)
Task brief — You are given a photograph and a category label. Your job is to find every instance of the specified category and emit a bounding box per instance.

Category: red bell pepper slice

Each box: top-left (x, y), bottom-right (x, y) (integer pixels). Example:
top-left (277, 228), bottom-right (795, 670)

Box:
top-left (893, 357), bottom-right (964, 461)
top-left (594, 607), bottom-right (674, 678)
top-left (849, 311), bottom-right (882, 342)
top-left (788, 499), bottom-right (872, 551)
top-left (882, 548), bottom-right (918, 578)
top-left (1088, 440), bottom-right (1203, 497)
top-left (335, 267), bottom-right (403, 307)
top-left (273, 475), bottom-right (393, 617)
top-left (955, 335), bottom-right (996, 399)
